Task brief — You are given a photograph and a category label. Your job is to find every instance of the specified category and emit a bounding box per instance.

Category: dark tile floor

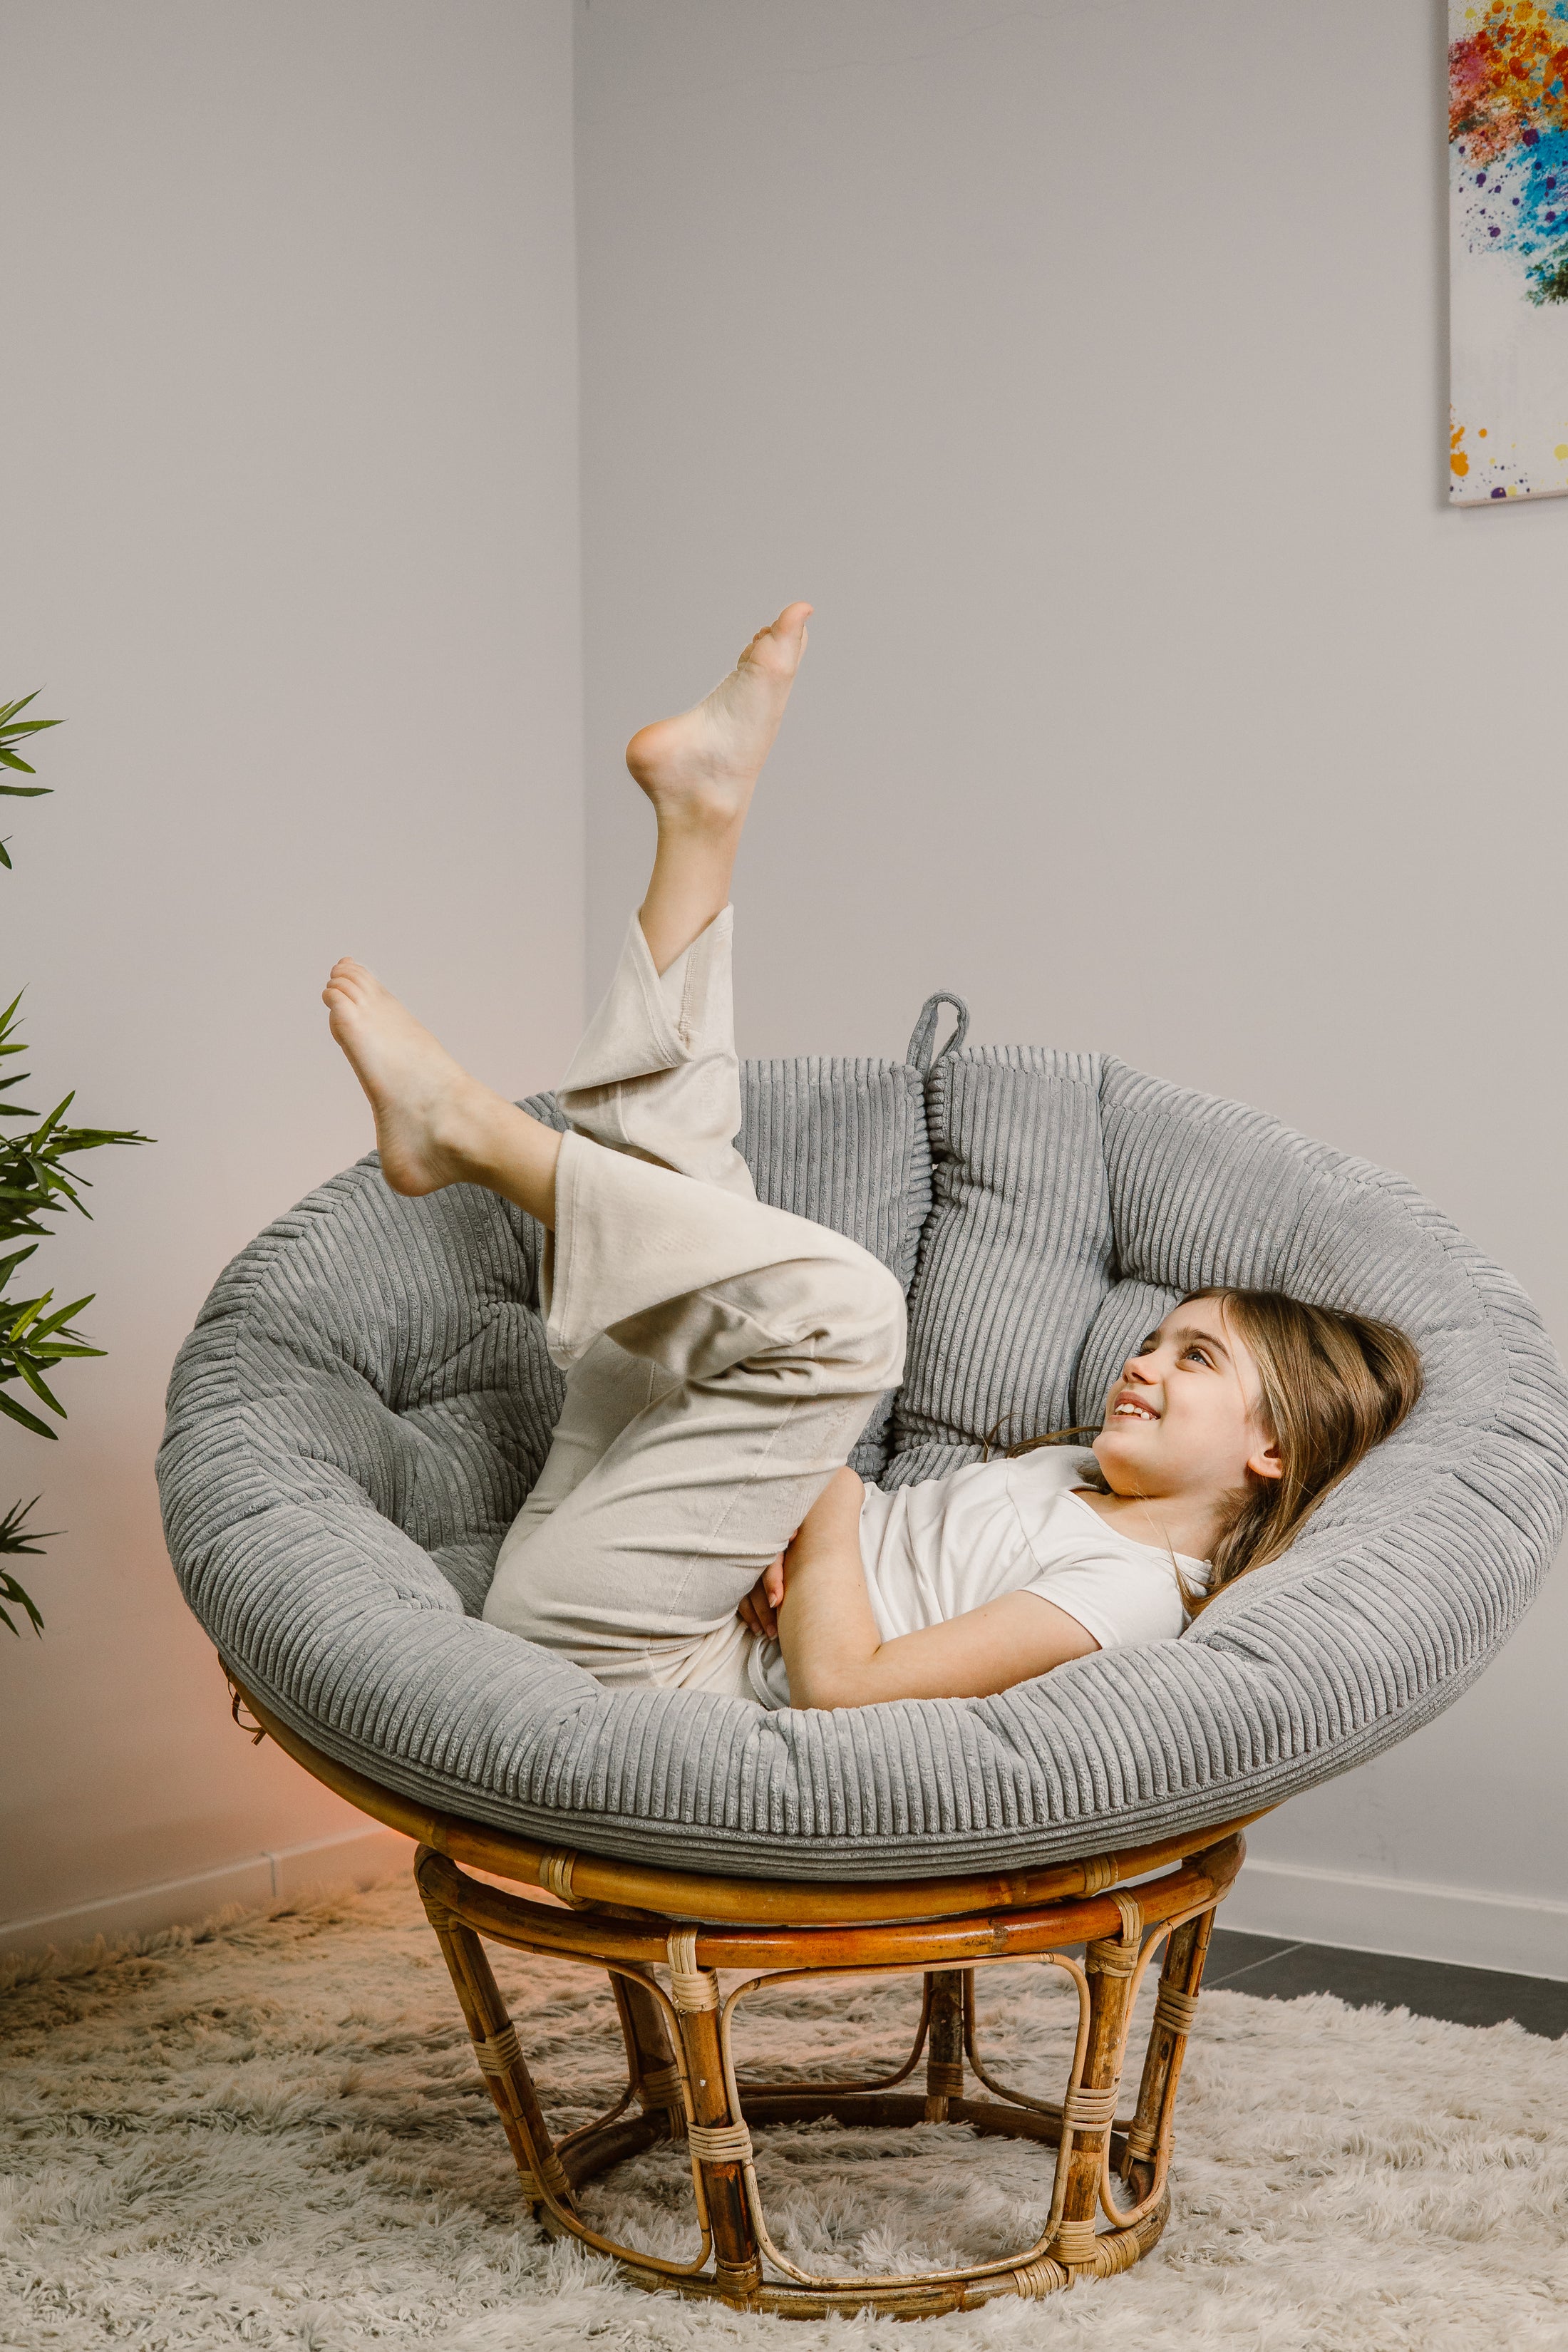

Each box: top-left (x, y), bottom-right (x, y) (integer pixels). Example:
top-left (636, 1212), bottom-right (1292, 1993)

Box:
top-left (1204, 1927), bottom-right (1567, 2039)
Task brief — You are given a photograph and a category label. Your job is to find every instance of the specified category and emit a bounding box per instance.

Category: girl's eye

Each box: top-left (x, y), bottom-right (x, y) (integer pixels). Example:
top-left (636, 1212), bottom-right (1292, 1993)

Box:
top-left (1184, 1346), bottom-right (1211, 1366)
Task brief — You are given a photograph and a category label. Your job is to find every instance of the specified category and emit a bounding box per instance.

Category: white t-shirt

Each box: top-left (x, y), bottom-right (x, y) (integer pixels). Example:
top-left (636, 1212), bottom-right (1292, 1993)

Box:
top-left (748, 1445), bottom-right (1209, 1709)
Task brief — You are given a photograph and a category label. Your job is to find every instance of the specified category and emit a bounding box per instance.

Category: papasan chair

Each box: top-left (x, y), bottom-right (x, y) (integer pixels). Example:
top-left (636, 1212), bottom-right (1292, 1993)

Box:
top-left (157, 992), bottom-right (1568, 2317)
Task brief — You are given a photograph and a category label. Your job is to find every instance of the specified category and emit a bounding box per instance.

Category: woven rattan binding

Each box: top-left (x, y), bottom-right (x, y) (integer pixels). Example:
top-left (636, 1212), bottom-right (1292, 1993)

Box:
top-left (686, 2120), bottom-right (755, 2165)
top-left (1061, 2083), bottom-right (1118, 2130)
top-left (1155, 1981), bottom-right (1199, 2035)
top-left (637, 2062), bottom-right (684, 2108)
top-left (1085, 1892), bottom-right (1144, 1976)
top-left (1011, 2256), bottom-right (1069, 2298)
top-left (538, 1849), bottom-right (577, 1904)
top-left (474, 2023), bottom-right (522, 2076)
top-left (666, 1928), bottom-right (720, 2012)
top-left (1051, 2217), bottom-right (1100, 2266)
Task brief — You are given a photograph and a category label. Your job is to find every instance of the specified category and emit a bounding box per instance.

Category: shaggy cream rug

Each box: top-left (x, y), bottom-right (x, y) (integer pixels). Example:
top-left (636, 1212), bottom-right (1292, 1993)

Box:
top-left (1, 1876), bottom-right (1564, 2351)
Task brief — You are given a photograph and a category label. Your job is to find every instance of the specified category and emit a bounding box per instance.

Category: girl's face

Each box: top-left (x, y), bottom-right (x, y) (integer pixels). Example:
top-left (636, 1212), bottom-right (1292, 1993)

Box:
top-left (1092, 1296), bottom-right (1284, 1505)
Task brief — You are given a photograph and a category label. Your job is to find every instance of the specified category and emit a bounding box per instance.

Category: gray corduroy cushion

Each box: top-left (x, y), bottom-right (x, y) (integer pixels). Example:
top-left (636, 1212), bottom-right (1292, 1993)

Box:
top-left (157, 1033), bottom-right (1568, 1882)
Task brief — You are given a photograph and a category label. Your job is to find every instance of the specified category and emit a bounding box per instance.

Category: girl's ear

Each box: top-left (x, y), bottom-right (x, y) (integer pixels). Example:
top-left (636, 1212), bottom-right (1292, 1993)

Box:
top-left (1247, 1436), bottom-right (1284, 1484)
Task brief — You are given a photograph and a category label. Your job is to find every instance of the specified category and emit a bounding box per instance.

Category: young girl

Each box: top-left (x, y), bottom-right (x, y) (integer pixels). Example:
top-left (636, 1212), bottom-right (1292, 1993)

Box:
top-left (324, 606), bottom-right (1422, 1713)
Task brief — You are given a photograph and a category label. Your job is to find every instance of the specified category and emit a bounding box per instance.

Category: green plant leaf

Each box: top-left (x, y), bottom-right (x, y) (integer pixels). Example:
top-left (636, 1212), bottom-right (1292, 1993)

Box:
top-left (0, 1581), bottom-right (46, 1637)
top-left (0, 689), bottom-right (149, 1636)
top-left (9, 1356), bottom-right (66, 1416)
top-left (30, 1294), bottom-right (97, 1340)
top-left (0, 1389), bottom-right (57, 1440)
top-left (0, 1507), bottom-right (50, 1632)
top-left (0, 1496), bottom-right (58, 1559)
top-left (0, 699), bottom-right (58, 862)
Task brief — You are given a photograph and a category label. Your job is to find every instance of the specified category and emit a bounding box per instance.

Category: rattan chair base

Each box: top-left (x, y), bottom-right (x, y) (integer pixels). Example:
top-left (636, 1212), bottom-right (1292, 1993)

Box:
top-left (539, 2088), bottom-right (1173, 2317)
top-left (232, 1678), bottom-right (1249, 2319)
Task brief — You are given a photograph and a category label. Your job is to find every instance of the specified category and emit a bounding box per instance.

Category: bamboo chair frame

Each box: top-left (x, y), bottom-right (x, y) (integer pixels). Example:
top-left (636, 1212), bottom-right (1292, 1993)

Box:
top-left (232, 1676), bottom-right (1253, 2320)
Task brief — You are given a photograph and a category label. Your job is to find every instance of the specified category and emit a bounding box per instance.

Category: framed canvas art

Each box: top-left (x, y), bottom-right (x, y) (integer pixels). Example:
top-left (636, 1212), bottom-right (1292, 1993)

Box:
top-left (1449, 2), bottom-right (1568, 502)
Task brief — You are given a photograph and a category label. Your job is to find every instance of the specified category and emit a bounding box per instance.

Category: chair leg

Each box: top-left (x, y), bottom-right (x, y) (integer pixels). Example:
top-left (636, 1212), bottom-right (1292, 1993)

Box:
top-left (611, 1970), bottom-right (687, 2139)
top-left (1050, 1917), bottom-right (1139, 2274)
top-left (666, 1944), bottom-right (763, 2306)
top-left (924, 1970), bottom-right (966, 2119)
top-left (416, 1852), bottom-right (575, 2213)
top-left (1120, 1907), bottom-right (1214, 2199)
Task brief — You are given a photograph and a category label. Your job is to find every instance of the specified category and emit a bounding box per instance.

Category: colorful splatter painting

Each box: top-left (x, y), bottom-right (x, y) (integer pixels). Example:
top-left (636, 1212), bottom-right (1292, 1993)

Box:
top-left (1450, 1), bottom-right (1568, 502)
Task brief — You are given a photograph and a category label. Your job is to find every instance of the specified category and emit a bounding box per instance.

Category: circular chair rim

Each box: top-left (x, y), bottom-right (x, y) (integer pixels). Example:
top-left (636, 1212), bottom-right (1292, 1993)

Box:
top-left (231, 1673), bottom-right (1266, 1927)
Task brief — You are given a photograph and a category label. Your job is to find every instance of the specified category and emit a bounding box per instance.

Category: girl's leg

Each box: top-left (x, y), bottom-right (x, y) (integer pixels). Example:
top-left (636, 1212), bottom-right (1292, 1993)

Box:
top-left (485, 602), bottom-right (902, 1691)
top-left (498, 898), bottom-right (751, 1559)
top-left (630, 601), bottom-right (813, 978)
top-left (483, 1211), bottom-right (903, 1695)
top-left (321, 964), bottom-right (562, 1223)
top-left (323, 606), bottom-right (899, 1697)
top-left (311, 1038), bottom-right (905, 1693)
top-left (494, 604), bottom-right (816, 1577)
top-left (321, 604), bottom-right (813, 1222)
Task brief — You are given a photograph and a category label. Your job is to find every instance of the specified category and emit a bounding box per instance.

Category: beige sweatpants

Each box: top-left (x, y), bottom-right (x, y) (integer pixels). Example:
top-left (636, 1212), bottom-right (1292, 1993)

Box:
top-left (480, 905), bottom-right (907, 1703)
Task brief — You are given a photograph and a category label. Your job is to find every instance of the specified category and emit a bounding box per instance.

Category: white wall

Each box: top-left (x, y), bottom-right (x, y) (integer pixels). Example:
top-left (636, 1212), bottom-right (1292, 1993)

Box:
top-left (0, 1), bottom-right (582, 1942)
top-left (4, 0), bottom-right (1559, 1977)
top-left (577, 0), bottom-right (1568, 1972)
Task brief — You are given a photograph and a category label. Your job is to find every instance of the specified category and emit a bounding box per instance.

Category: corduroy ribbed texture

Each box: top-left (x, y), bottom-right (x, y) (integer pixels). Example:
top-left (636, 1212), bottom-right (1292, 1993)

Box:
top-left (156, 1043), bottom-right (1568, 1882)
top-left (888, 1048), bottom-right (1113, 1485)
top-left (736, 1056), bottom-right (931, 1475)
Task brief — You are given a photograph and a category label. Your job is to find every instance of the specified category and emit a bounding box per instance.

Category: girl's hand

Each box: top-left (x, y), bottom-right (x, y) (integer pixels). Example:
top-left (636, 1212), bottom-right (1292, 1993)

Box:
top-left (737, 1552), bottom-right (787, 1639)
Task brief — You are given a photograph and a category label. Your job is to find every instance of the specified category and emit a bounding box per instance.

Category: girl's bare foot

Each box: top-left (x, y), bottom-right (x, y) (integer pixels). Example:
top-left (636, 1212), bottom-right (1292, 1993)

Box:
top-left (322, 958), bottom-right (495, 1197)
top-left (624, 601), bottom-right (812, 829)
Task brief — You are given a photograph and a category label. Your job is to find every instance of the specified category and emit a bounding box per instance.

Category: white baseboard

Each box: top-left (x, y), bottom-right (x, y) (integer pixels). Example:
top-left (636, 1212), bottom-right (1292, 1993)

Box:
top-left (0, 1825), bottom-right (415, 1962)
top-left (1224, 1856), bottom-right (1568, 1983)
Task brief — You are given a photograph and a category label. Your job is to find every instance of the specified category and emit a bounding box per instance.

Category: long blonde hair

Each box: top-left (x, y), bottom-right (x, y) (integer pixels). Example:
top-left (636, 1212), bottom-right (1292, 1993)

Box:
top-left (1004, 1289), bottom-right (1424, 1612)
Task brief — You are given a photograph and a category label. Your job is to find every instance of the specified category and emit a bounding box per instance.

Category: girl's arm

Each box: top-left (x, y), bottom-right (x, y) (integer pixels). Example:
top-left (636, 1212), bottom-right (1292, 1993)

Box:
top-left (776, 1468), bottom-right (1099, 1709)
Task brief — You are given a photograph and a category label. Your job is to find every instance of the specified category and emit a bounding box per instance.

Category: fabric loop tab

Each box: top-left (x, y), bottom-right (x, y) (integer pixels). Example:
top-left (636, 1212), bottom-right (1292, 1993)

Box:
top-left (686, 2118), bottom-right (755, 2165)
top-left (904, 989), bottom-right (971, 1074)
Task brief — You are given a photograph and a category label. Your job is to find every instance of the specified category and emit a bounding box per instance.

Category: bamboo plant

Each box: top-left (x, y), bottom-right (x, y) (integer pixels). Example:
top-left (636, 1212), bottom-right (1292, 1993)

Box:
top-left (1, 693), bottom-right (149, 1634)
